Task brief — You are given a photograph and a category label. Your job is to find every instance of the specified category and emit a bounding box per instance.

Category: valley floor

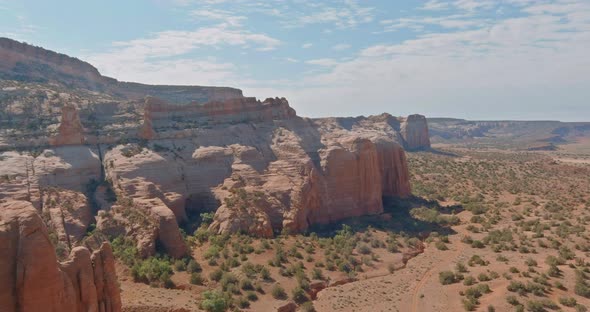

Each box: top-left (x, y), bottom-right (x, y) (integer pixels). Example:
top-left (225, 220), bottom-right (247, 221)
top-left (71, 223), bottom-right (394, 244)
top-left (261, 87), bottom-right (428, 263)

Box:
top-left (117, 140), bottom-right (590, 312)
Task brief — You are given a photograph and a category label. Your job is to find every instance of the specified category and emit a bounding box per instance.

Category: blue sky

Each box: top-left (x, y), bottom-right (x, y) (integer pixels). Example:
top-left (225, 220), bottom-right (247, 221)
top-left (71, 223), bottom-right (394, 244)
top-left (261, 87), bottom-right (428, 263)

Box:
top-left (1, 0), bottom-right (589, 121)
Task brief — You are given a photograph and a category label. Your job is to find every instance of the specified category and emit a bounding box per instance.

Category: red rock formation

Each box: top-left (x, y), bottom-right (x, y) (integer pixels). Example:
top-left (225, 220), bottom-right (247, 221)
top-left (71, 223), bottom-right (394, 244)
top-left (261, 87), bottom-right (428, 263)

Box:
top-left (144, 96), bottom-right (296, 130)
top-left (0, 200), bottom-right (121, 312)
top-left (400, 114), bottom-right (431, 150)
top-left (43, 189), bottom-right (93, 248)
top-left (50, 104), bottom-right (85, 146)
top-left (138, 100), bottom-right (156, 140)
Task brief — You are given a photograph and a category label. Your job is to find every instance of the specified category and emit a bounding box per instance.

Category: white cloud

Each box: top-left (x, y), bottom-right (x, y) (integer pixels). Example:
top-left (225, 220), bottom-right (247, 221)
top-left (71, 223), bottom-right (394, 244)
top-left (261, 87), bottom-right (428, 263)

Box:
top-left (305, 58), bottom-right (339, 67)
top-left (453, 0), bottom-right (496, 11)
top-left (422, 0), bottom-right (449, 11)
top-left (266, 0), bottom-right (590, 120)
top-left (302, 43), bottom-right (313, 49)
top-left (332, 43), bottom-right (351, 50)
top-left (190, 9), bottom-right (246, 27)
top-left (86, 25), bottom-right (280, 85)
top-left (380, 14), bottom-right (483, 32)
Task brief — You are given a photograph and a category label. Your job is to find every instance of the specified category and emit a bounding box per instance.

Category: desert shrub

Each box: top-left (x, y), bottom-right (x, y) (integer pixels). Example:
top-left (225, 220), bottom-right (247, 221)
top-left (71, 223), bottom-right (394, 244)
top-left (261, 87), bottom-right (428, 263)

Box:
top-left (410, 207), bottom-right (459, 226)
top-left (463, 276), bottom-right (476, 286)
top-left (439, 271), bottom-right (460, 285)
top-left (525, 258), bottom-right (538, 267)
top-left (435, 241), bottom-right (448, 250)
top-left (478, 273), bottom-right (490, 282)
top-left (187, 259), bottom-right (202, 273)
top-left (527, 299), bottom-right (558, 312)
top-left (190, 273), bottom-right (204, 285)
top-left (575, 270), bottom-right (590, 298)
top-left (245, 291), bottom-right (258, 301)
top-left (506, 295), bottom-right (520, 306)
top-left (471, 240), bottom-right (485, 248)
top-left (236, 296), bottom-right (250, 308)
top-left (463, 298), bottom-right (477, 311)
top-left (559, 297), bottom-right (577, 307)
top-left (111, 237), bottom-right (139, 266)
top-left (312, 268), bottom-right (324, 280)
top-left (209, 268), bottom-right (223, 282)
top-left (357, 243), bottom-right (372, 255)
top-left (200, 290), bottom-right (228, 312)
top-left (292, 286), bottom-right (308, 303)
top-left (260, 266), bottom-right (272, 280)
top-left (456, 262), bottom-right (468, 273)
top-left (271, 284), bottom-right (287, 300)
top-left (240, 278), bottom-right (254, 290)
top-left (300, 302), bottom-right (316, 312)
top-left (174, 259), bottom-right (187, 271)
top-left (131, 257), bottom-right (173, 287)
top-left (468, 255), bottom-right (488, 266)
top-left (220, 273), bottom-right (238, 292)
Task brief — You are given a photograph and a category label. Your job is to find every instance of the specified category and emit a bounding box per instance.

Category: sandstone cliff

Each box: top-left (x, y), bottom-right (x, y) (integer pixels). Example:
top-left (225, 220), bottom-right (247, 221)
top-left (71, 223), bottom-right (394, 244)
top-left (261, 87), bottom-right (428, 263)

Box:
top-left (0, 37), bottom-right (425, 259)
top-left (0, 201), bottom-right (121, 312)
top-left (400, 114), bottom-right (431, 150)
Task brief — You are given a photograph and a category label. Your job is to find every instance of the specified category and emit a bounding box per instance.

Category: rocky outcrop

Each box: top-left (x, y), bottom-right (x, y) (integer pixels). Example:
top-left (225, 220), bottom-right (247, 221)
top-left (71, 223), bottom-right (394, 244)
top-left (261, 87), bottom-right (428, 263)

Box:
top-left (0, 146), bottom-right (102, 209)
top-left (0, 37), bottom-right (419, 257)
top-left (104, 115), bottom-right (411, 238)
top-left (50, 104), bottom-right (85, 146)
top-left (0, 200), bottom-right (121, 312)
top-left (400, 114), bottom-right (431, 150)
top-left (43, 188), bottom-right (93, 248)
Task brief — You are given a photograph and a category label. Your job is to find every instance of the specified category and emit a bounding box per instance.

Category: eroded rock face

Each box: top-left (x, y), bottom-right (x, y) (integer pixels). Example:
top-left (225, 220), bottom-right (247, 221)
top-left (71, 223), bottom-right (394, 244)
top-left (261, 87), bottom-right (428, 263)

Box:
top-left (0, 200), bottom-right (121, 312)
top-left (104, 115), bottom-right (412, 238)
top-left (43, 188), bottom-right (93, 248)
top-left (400, 114), bottom-right (431, 150)
top-left (50, 104), bottom-right (85, 146)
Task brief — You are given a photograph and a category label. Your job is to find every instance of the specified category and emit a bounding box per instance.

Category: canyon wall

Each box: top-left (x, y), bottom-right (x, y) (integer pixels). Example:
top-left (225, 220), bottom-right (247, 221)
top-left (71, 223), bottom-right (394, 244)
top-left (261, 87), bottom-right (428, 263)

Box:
top-left (0, 37), bottom-right (424, 260)
top-left (0, 201), bottom-right (121, 312)
top-left (0, 35), bottom-right (429, 312)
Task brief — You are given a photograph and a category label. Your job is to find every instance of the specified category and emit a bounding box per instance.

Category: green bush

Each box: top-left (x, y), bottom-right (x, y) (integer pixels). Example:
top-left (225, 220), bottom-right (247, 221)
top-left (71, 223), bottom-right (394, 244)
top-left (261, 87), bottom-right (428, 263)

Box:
top-left (357, 243), bottom-right (372, 255)
top-left (245, 291), bottom-right (258, 301)
top-left (271, 284), bottom-right (287, 300)
top-left (200, 290), bottom-right (228, 312)
top-left (209, 268), bottom-right (223, 282)
top-left (559, 297), bottom-right (577, 307)
top-left (292, 286), bottom-right (308, 303)
top-left (300, 302), bottom-right (316, 312)
top-left (575, 270), bottom-right (590, 298)
top-left (439, 271), bottom-right (460, 285)
top-left (240, 278), bottom-right (254, 290)
top-left (190, 273), bottom-right (204, 285)
top-left (131, 257), bottom-right (173, 287)
top-left (187, 259), bottom-right (202, 273)
top-left (236, 296), bottom-right (250, 308)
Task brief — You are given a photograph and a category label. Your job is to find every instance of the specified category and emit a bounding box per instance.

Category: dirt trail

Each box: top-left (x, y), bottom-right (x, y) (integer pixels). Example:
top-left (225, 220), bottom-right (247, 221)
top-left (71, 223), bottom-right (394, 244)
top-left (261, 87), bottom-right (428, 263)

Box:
top-left (409, 239), bottom-right (467, 312)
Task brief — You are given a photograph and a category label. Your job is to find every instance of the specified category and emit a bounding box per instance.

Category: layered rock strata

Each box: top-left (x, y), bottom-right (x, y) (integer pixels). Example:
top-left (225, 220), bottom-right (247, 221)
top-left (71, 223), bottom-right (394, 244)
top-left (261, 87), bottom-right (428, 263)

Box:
top-left (0, 200), bottom-right (121, 312)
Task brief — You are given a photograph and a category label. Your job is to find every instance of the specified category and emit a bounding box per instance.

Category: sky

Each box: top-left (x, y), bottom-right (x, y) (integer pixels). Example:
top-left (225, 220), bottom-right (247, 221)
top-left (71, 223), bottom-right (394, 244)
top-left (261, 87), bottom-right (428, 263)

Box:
top-left (1, 0), bottom-right (589, 121)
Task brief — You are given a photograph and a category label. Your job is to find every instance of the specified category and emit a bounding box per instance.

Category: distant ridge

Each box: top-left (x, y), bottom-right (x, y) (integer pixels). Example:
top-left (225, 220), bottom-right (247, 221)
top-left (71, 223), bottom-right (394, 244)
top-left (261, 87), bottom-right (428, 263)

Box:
top-left (0, 37), bottom-right (243, 104)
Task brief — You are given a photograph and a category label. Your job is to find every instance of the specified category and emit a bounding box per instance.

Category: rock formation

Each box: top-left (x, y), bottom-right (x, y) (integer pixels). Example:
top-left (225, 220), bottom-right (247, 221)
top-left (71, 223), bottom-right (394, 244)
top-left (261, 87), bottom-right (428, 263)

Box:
top-left (50, 104), bottom-right (85, 146)
top-left (400, 114), bottom-right (431, 150)
top-left (0, 200), bottom-right (121, 312)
